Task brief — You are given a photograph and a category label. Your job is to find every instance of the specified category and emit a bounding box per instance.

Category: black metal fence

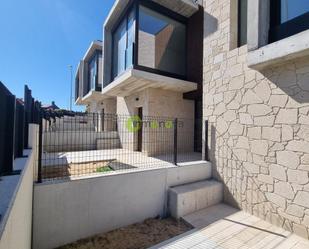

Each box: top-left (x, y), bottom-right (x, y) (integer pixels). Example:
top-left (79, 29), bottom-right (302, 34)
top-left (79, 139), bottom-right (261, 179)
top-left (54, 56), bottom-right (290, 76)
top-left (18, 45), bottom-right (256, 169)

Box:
top-left (38, 113), bottom-right (207, 181)
top-left (0, 82), bottom-right (41, 176)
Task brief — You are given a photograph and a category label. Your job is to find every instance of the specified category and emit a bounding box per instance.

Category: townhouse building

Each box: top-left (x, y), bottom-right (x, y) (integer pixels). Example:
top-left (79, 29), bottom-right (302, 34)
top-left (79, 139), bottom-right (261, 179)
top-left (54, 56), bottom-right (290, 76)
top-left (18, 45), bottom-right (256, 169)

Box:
top-left (75, 0), bottom-right (309, 239)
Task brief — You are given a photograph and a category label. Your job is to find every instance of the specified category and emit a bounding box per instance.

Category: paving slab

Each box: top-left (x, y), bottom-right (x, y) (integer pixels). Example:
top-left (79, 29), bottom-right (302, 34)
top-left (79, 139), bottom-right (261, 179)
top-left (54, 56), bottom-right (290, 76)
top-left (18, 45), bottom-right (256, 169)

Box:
top-left (150, 204), bottom-right (309, 249)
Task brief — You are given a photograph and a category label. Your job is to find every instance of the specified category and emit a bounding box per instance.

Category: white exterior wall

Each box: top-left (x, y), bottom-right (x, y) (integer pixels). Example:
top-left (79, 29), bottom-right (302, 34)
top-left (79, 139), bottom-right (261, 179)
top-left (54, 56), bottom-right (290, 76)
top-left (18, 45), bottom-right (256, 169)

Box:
top-left (0, 124), bottom-right (38, 249)
top-left (33, 162), bottom-right (211, 249)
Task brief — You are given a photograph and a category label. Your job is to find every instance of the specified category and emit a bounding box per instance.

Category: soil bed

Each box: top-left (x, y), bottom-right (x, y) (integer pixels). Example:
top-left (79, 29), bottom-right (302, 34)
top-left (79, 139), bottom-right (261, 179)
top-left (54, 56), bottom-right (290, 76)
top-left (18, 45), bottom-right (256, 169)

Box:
top-left (57, 218), bottom-right (191, 249)
top-left (42, 161), bottom-right (113, 179)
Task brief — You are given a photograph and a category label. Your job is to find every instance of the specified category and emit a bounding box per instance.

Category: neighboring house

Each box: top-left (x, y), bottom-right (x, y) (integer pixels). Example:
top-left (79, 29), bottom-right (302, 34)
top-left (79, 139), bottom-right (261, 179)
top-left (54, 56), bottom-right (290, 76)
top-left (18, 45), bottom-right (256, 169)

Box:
top-left (76, 0), bottom-right (204, 153)
top-left (73, 0), bottom-right (309, 239)
top-left (41, 101), bottom-right (59, 111)
top-left (75, 40), bottom-right (108, 113)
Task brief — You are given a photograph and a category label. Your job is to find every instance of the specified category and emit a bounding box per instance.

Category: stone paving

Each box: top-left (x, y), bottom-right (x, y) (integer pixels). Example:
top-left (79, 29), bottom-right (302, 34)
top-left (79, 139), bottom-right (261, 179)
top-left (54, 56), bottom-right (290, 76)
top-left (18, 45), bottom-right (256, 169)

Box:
top-left (150, 204), bottom-right (309, 249)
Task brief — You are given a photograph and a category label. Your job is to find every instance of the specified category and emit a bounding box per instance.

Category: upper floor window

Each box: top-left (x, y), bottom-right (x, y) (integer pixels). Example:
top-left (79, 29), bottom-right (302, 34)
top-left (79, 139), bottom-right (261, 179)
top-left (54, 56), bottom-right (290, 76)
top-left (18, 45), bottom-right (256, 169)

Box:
top-left (111, 1), bottom-right (188, 81)
top-left (270, 0), bottom-right (309, 43)
top-left (75, 77), bottom-right (80, 101)
top-left (112, 8), bottom-right (135, 80)
top-left (238, 0), bottom-right (247, 47)
top-left (88, 51), bottom-right (102, 92)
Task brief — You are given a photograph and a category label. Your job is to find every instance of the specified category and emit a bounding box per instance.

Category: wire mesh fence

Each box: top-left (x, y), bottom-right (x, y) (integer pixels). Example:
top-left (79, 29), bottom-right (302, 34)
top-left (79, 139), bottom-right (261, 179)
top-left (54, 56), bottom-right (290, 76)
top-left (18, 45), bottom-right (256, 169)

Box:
top-left (0, 82), bottom-right (40, 176)
top-left (39, 113), bottom-right (203, 181)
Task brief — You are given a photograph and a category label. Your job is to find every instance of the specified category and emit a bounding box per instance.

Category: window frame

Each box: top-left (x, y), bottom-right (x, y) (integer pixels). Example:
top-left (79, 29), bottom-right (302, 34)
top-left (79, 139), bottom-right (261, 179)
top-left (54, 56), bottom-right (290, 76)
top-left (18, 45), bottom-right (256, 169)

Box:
top-left (269, 0), bottom-right (309, 43)
top-left (75, 76), bottom-right (80, 101)
top-left (237, 0), bottom-right (248, 47)
top-left (88, 50), bottom-right (102, 93)
top-left (111, 2), bottom-right (136, 82)
top-left (110, 0), bottom-right (189, 82)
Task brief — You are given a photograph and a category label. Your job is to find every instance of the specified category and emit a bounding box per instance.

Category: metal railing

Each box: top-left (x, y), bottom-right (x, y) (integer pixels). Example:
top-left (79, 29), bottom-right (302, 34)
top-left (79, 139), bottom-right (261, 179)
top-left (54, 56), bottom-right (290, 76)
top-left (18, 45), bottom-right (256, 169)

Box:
top-left (38, 113), bottom-right (206, 181)
top-left (0, 82), bottom-right (40, 176)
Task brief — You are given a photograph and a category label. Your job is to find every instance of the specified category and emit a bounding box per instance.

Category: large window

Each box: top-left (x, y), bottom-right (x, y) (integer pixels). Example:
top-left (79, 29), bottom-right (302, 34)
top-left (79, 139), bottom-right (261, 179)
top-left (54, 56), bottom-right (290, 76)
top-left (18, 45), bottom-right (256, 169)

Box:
top-left (137, 5), bottom-right (187, 77)
top-left (89, 55), bottom-right (97, 90)
top-left (270, 0), bottom-right (309, 43)
top-left (88, 51), bottom-right (102, 92)
top-left (280, 0), bottom-right (309, 23)
top-left (111, 1), bottom-right (188, 81)
top-left (75, 77), bottom-right (80, 100)
top-left (112, 8), bottom-right (135, 80)
top-left (238, 0), bottom-right (247, 47)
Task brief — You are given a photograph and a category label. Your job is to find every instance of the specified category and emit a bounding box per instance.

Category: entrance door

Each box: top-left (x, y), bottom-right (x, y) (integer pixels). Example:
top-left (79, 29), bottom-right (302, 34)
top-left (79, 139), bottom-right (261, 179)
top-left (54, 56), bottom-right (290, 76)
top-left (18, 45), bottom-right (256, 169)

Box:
top-left (137, 107), bottom-right (143, 152)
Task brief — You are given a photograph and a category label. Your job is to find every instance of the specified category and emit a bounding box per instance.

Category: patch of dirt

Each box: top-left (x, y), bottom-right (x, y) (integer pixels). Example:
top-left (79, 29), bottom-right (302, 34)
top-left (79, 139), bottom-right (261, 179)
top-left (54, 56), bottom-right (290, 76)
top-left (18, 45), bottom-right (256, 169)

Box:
top-left (42, 161), bottom-right (112, 179)
top-left (57, 218), bottom-right (191, 249)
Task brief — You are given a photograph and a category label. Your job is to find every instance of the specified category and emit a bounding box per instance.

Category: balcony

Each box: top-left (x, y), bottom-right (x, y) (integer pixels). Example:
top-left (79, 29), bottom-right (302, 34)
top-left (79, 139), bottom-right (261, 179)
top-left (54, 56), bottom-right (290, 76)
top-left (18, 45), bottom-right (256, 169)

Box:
top-left (102, 0), bottom-right (201, 96)
top-left (101, 68), bottom-right (197, 98)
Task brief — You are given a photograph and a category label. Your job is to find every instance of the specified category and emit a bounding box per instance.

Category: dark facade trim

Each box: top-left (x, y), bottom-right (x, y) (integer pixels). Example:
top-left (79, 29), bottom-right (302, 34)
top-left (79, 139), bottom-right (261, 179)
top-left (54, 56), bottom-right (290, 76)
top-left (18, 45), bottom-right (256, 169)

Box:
top-left (110, 0), bottom-right (189, 84)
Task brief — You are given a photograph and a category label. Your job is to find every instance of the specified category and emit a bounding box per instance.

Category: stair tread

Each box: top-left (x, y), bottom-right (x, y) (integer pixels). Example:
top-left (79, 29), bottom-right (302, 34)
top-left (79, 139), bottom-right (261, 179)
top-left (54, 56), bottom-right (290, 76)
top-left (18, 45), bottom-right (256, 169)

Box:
top-left (182, 203), bottom-right (239, 228)
top-left (170, 180), bottom-right (222, 194)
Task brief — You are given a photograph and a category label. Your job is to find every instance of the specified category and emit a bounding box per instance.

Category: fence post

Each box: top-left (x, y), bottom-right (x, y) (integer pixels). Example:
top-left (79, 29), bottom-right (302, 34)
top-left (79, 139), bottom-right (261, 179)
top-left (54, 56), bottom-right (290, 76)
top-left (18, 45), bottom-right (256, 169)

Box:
top-left (3, 94), bottom-right (16, 174)
top-left (37, 111), bottom-right (43, 183)
top-left (173, 118), bottom-right (178, 165)
top-left (14, 101), bottom-right (25, 158)
top-left (101, 109), bottom-right (105, 131)
top-left (24, 85), bottom-right (31, 149)
top-left (204, 120), bottom-right (209, 161)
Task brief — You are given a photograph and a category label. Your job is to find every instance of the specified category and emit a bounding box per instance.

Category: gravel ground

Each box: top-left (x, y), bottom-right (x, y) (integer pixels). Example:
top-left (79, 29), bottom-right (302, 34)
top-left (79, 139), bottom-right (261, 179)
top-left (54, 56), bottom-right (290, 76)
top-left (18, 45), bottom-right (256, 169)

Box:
top-left (57, 218), bottom-right (191, 249)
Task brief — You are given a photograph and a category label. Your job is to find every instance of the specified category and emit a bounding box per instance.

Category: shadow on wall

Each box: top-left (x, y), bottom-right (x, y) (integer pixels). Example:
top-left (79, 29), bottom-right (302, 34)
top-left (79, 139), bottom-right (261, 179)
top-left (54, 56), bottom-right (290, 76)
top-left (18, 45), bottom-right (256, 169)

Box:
top-left (210, 125), bottom-right (288, 230)
top-left (259, 58), bottom-right (309, 104)
top-left (204, 12), bottom-right (218, 38)
top-left (207, 54), bottom-right (309, 236)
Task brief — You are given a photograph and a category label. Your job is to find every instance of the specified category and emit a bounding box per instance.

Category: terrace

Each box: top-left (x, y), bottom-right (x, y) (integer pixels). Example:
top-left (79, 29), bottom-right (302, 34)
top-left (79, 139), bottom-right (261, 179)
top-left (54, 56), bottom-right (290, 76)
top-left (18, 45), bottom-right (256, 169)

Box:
top-left (1, 85), bottom-right (309, 249)
top-left (39, 112), bottom-right (203, 181)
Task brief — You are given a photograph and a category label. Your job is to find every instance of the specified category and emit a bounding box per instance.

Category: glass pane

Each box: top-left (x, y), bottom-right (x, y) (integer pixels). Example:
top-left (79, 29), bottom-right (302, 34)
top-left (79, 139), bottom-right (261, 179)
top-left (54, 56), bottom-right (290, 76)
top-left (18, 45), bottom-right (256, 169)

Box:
top-left (126, 9), bottom-right (135, 69)
top-left (138, 5), bottom-right (186, 76)
top-left (113, 19), bottom-right (127, 79)
top-left (98, 53), bottom-right (103, 86)
top-left (239, 0), bottom-right (247, 46)
top-left (281, 0), bottom-right (309, 23)
top-left (89, 55), bottom-right (97, 90)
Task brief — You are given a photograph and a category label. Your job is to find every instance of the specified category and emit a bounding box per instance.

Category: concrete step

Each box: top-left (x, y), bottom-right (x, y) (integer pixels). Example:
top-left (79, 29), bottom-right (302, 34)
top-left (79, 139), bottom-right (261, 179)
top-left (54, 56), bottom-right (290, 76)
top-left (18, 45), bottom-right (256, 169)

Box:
top-left (96, 138), bottom-right (121, 150)
top-left (168, 180), bottom-right (223, 219)
top-left (182, 203), bottom-right (239, 228)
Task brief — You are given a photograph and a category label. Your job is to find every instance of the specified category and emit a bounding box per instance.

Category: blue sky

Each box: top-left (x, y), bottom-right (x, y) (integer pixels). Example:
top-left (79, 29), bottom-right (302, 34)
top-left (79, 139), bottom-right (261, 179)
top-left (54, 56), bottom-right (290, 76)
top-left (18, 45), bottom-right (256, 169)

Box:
top-left (0, 0), bottom-right (114, 111)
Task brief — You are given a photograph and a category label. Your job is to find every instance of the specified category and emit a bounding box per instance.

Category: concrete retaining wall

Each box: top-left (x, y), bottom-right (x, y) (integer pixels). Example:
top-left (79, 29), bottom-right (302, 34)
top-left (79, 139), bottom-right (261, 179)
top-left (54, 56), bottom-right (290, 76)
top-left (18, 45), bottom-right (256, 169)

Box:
top-left (33, 161), bottom-right (212, 249)
top-left (43, 131), bottom-right (119, 152)
top-left (0, 124), bottom-right (38, 249)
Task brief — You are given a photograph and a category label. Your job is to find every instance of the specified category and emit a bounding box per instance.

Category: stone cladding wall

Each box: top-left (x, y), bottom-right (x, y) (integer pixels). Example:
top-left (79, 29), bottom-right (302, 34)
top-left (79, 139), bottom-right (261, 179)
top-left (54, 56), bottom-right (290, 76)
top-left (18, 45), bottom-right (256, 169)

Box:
top-left (202, 0), bottom-right (309, 238)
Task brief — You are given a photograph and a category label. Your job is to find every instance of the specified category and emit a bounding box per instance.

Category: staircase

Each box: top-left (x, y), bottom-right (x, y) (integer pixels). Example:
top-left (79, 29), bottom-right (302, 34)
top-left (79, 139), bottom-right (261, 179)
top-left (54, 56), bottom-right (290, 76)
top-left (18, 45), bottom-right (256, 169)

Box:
top-left (96, 132), bottom-right (121, 150)
top-left (168, 162), bottom-right (237, 227)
